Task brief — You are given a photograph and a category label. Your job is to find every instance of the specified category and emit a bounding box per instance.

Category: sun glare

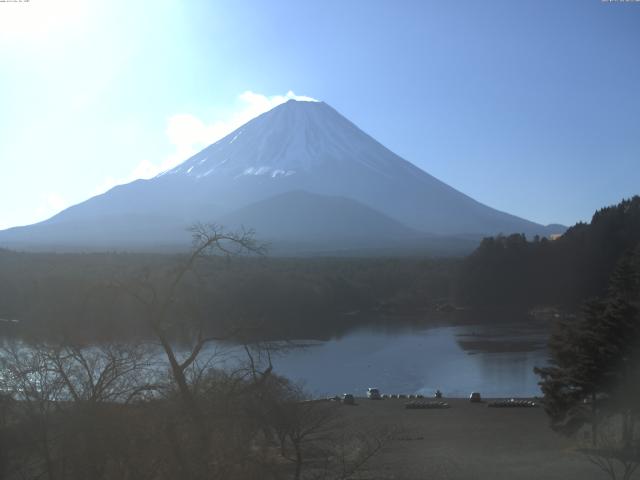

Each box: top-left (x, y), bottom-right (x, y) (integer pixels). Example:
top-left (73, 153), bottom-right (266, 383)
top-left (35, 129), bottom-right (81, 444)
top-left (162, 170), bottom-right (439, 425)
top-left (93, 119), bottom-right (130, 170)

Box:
top-left (0, 0), bottom-right (89, 42)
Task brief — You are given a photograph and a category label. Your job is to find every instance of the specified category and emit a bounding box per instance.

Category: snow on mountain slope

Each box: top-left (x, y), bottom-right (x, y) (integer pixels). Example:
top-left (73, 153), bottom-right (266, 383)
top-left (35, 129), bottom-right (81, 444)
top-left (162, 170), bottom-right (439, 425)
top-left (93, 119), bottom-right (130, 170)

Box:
top-left (151, 99), bottom-right (550, 236)
top-left (0, 99), bottom-right (561, 253)
top-left (161, 99), bottom-right (404, 180)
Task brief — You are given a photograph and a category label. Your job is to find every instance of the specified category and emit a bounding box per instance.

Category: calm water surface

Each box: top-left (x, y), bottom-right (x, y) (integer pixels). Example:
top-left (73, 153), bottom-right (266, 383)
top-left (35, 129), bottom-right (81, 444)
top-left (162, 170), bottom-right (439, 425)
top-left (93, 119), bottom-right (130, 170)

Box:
top-left (265, 323), bottom-right (549, 398)
top-left (1, 318), bottom-right (550, 399)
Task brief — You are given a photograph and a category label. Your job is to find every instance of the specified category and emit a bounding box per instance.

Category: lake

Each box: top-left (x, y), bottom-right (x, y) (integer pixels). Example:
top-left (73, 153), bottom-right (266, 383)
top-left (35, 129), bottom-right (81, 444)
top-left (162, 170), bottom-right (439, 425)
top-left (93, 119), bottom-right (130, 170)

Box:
top-left (248, 320), bottom-right (550, 398)
top-left (1, 316), bottom-right (551, 399)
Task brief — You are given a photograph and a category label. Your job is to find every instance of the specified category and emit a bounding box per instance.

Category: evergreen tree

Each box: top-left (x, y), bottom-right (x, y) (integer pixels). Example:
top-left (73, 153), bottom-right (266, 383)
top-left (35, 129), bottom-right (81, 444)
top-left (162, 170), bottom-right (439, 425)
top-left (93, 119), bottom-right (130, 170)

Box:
top-left (535, 250), bottom-right (640, 449)
top-left (460, 196), bottom-right (640, 308)
top-left (535, 299), bottom-right (608, 440)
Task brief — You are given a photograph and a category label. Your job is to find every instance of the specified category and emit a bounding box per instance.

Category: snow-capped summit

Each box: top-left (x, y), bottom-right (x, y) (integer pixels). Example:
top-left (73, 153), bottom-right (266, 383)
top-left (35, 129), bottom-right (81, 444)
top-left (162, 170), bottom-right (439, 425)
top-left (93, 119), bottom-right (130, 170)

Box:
top-left (0, 99), bottom-right (562, 253)
top-left (161, 100), bottom-right (404, 180)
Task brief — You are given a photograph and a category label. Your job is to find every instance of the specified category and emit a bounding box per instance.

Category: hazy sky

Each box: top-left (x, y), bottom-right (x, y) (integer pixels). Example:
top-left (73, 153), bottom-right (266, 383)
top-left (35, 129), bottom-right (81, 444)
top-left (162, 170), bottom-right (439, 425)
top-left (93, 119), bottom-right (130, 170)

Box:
top-left (1, 0), bottom-right (638, 229)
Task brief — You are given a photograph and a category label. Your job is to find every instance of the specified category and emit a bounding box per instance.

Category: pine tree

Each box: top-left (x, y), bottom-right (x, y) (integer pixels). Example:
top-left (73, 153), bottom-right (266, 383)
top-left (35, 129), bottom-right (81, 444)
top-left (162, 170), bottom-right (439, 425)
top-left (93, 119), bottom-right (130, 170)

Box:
top-left (535, 299), bottom-right (608, 441)
top-left (535, 249), bottom-right (640, 446)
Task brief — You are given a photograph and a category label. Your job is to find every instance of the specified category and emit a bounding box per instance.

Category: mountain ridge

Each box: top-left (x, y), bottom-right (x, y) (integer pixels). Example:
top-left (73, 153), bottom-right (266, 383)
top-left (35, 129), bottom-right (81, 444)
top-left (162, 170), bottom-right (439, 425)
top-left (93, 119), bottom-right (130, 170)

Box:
top-left (0, 99), bottom-right (564, 254)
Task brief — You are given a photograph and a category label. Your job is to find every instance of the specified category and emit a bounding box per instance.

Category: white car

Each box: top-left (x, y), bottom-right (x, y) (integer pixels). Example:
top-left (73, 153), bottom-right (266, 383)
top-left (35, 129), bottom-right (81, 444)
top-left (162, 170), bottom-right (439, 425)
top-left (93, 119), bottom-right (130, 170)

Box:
top-left (367, 387), bottom-right (381, 400)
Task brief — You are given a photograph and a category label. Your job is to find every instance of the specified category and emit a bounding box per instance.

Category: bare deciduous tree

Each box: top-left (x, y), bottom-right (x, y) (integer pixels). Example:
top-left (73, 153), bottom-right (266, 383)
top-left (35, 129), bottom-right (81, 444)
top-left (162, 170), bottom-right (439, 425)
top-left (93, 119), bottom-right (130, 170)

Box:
top-left (116, 224), bottom-right (267, 478)
top-left (579, 418), bottom-right (640, 480)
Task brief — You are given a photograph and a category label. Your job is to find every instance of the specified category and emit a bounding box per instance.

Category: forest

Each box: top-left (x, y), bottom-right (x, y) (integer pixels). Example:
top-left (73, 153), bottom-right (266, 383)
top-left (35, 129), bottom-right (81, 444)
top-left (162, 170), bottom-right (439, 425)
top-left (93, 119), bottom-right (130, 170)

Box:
top-left (1, 197), bottom-right (639, 343)
top-left (458, 196), bottom-right (640, 309)
top-left (0, 239), bottom-right (455, 343)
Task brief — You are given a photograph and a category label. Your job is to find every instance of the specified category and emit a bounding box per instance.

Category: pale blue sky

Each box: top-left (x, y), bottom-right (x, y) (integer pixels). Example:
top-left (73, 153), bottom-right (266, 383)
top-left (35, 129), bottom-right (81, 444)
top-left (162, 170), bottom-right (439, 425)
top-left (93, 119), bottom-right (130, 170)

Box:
top-left (1, 0), bottom-right (638, 230)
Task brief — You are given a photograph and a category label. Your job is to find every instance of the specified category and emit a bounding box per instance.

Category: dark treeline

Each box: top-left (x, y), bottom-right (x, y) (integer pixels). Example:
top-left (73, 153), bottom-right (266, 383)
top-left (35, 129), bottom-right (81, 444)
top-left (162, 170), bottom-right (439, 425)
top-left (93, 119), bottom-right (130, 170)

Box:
top-left (3, 197), bottom-right (640, 343)
top-left (459, 196), bottom-right (640, 309)
top-left (0, 248), bottom-right (456, 343)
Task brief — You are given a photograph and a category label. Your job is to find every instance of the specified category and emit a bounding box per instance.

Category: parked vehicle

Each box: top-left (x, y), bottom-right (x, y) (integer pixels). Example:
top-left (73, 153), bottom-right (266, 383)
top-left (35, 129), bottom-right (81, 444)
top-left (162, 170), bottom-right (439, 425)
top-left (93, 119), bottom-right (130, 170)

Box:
top-left (469, 392), bottom-right (482, 403)
top-left (367, 387), bottom-right (381, 399)
top-left (342, 393), bottom-right (355, 405)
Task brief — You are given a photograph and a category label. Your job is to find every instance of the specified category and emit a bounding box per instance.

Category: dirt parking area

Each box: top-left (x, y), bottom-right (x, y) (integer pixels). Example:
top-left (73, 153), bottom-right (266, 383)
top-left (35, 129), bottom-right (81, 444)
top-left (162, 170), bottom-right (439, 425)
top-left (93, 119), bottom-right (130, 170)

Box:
top-left (338, 398), bottom-right (607, 480)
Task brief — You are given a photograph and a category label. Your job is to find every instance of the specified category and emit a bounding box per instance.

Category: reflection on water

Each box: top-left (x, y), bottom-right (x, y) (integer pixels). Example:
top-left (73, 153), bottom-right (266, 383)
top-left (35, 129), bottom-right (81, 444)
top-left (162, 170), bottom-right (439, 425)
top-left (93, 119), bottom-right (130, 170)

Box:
top-left (269, 324), bottom-right (549, 398)
top-left (1, 320), bottom-right (550, 399)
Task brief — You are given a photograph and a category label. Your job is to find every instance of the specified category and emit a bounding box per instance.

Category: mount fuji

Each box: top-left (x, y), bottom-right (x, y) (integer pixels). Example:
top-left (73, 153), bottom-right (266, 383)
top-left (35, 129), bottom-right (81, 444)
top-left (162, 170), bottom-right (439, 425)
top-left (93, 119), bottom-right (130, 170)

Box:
top-left (0, 99), bottom-right (562, 254)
